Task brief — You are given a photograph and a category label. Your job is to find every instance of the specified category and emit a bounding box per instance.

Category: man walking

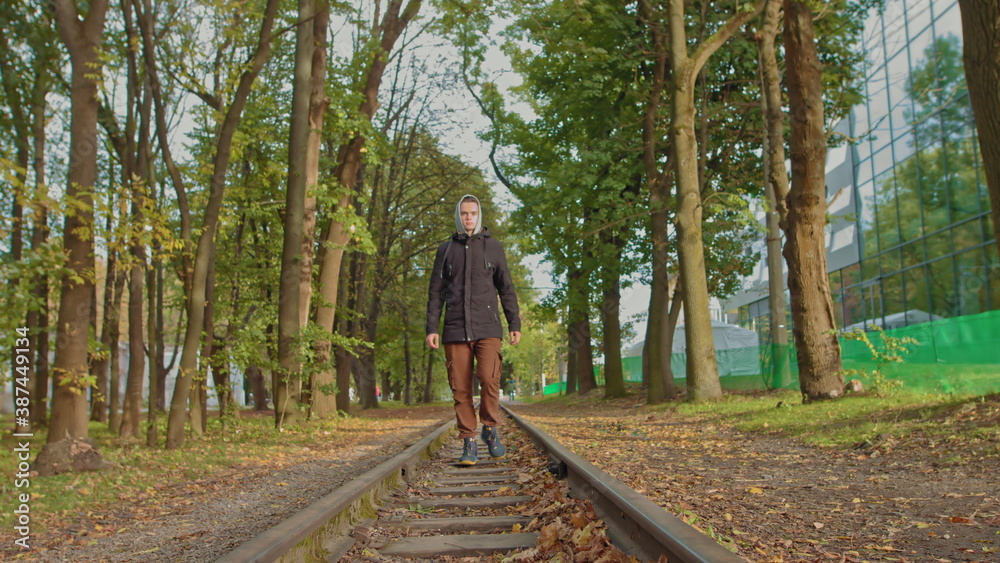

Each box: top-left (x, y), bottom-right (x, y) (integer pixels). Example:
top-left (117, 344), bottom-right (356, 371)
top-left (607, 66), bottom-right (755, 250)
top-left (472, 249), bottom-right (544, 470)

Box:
top-left (426, 194), bottom-right (521, 466)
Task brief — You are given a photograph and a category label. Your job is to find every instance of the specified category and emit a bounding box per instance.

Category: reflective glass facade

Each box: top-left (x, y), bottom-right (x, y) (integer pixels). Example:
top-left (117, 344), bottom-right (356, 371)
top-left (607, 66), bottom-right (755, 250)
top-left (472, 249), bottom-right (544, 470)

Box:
top-left (729, 0), bottom-right (998, 337)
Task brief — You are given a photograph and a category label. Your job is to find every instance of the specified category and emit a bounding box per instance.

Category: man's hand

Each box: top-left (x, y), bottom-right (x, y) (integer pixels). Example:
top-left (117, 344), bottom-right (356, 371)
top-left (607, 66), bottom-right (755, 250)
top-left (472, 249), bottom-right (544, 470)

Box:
top-left (426, 333), bottom-right (439, 349)
top-left (509, 331), bottom-right (521, 345)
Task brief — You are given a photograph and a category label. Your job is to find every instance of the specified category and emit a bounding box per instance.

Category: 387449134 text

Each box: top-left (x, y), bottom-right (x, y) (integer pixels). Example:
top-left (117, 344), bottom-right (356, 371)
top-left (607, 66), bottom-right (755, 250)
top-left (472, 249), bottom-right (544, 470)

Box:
top-left (12, 326), bottom-right (33, 550)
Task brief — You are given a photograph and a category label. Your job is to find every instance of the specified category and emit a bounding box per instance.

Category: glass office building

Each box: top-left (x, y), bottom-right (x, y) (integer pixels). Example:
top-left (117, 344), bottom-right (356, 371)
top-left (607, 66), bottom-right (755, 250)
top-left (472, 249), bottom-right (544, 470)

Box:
top-left (726, 0), bottom-right (997, 338)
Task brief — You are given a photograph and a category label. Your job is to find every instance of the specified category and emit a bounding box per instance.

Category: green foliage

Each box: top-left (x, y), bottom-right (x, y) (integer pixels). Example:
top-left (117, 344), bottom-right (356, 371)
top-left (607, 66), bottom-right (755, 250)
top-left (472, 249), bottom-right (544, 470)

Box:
top-left (815, 0), bottom-right (882, 131)
top-left (836, 326), bottom-right (918, 398)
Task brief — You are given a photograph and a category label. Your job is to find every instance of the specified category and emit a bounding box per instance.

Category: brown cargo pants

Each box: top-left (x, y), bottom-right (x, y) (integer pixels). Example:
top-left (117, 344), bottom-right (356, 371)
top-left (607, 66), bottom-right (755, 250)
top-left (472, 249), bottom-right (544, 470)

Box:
top-left (444, 337), bottom-right (502, 439)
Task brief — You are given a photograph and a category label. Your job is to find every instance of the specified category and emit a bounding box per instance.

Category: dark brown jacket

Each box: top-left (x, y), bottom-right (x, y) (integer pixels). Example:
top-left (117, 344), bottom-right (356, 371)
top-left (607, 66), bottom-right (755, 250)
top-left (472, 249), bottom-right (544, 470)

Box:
top-left (426, 227), bottom-right (520, 343)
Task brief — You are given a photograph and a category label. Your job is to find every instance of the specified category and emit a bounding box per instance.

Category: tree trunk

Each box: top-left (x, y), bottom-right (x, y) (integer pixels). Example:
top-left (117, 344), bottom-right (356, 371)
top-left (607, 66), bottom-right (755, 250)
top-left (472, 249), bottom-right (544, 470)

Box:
top-left (351, 243), bottom-right (381, 409)
top-left (155, 261), bottom-right (169, 412)
top-left (47, 0), bottom-right (110, 444)
top-left (566, 263), bottom-right (592, 394)
top-left (29, 245), bottom-right (51, 429)
top-left (669, 56), bottom-right (722, 402)
top-left (244, 365), bottom-right (268, 411)
top-left (662, 279), bottom-right (682, 397)
top-left (121, 32), bottom-right (152, 439)
top-left (312, 1), bottom-right (422, 412)
top-left (665, 0), bottom-right (764, 402)
top-left (100, 0), bottom-right (139, 428)
top-left (209, 338), bottom-right (230, 417)
top-left (758, 0), bottom-right (793, 389)
top-left (166, 0), bottom-right (280, 449)
top-left (639, 0), bottom-right (674, 404)
top-left (646, 277), bottom-right (681, 401)
top-left (332, 253), bottom-right (358, 412)
top-left (565, 320), bottom-right (578, 395)
top-left (134, 0), bottom-right (191, 288)
top-left (783, 0), bottom-right (844, 400)
top-left (28, 66), bottom-right (51, 429)
top-left (577, 238), bottom-right (598, 395)
top-left (402, 294), bottom-right (414, 405)
top-left (120, 260), bottom-right (147, 439)
top-left (600, 226), bottom-right (627, 399)
top-left (358, 286), bottom-right (382, 409)
top-left (958, 0), bottom-right (1000, 256)
top-left (275, 0), bottom-right (316, 428)
top-left (105, 269), bottom-right (125, 432)
top-left (192, 251), bottom-right (217, 435)
top-left (90, 261), bottom-right (118, 425)
top-left (122, 224), bottom-right (149, 439)
top-left (300, 2), bottom-right (330, 329)
top-left (90, 198), bottom-right (117, 424)
top-left (576, 318), bottom-right (596, 393)
top-left (146, 244), bottom-right (159, 446)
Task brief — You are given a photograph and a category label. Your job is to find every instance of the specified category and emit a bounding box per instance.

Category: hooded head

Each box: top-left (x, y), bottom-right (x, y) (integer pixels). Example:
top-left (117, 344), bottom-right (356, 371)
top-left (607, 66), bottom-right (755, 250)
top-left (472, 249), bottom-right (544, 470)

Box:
top-left (455, 194), bottom-right (483, 236)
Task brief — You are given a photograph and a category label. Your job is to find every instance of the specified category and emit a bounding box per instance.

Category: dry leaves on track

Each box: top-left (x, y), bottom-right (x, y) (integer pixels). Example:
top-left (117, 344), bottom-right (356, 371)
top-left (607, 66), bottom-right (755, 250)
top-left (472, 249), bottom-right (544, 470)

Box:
top-left (514, 394), bottom-right (1000, 563)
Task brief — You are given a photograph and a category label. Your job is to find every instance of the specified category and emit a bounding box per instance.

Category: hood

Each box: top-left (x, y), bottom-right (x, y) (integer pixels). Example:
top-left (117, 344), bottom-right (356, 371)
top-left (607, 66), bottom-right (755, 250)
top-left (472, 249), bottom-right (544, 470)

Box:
top-left (454, 194), bottom-right (483, 236)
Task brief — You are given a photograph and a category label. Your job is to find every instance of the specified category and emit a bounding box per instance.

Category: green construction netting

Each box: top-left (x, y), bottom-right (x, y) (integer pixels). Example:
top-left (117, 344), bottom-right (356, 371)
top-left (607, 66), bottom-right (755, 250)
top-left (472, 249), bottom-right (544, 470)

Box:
top-left (543, 381), bottom-right (567, 395)
top-left (606, 310), bottom-right (1000, 395)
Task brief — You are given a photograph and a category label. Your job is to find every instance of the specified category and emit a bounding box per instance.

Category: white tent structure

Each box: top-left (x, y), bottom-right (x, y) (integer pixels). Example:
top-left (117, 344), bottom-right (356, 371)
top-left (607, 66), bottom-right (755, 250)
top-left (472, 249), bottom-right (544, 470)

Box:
top-left (671, 320), bottom-right (761, 377)
top-left (671, 319), bottom-right (760, 353)
top-left (625, 320), bottom-right (762, 377)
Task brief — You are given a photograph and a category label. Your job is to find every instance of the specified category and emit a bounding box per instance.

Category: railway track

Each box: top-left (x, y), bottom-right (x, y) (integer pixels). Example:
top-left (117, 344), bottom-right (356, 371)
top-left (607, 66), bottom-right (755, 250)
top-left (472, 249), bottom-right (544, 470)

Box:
top-left (217, 405), bottom-right (747, 563)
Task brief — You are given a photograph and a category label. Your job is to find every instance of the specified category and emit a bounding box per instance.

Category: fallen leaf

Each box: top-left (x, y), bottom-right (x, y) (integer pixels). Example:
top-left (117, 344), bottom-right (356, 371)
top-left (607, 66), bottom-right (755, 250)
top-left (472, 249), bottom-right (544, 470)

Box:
top-left (813, 522), bottom-right (824, 529)
top-left (747, 487), bottom-right (764, 495)
top-left (949, 516), bottom-right (972, 524)
top-left (539, 524), bottom-right (558, 548)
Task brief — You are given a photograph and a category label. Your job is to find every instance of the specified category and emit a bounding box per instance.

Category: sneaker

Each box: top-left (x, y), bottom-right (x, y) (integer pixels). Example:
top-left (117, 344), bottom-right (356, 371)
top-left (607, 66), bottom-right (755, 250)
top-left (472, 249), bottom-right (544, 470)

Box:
top-left (481, 425), bottom-right (505, 458)
top-left (458, 437), bottom-right (478, 466)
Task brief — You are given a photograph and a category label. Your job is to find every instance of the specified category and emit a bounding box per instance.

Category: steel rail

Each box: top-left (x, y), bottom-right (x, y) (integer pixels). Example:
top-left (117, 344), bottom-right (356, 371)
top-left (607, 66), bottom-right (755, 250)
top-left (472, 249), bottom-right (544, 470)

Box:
top-left (215, 418), bottom-right (454, 563)
top-left (504, 404), bottom-right (747, 563)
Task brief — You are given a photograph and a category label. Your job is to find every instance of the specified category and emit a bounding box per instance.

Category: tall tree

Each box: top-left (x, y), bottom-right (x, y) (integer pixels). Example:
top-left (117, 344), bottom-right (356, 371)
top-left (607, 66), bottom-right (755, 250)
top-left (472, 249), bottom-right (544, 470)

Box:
top-left (312, 0), bottom-right (422, 415)
top-left (166, 0), bottom-right (282, 449)
top-left (597, 215), bottom-right (629, 399)
top-left (133, 0), bottom-right (177, 443)
top-left (757, 0), bottom-right (793, 388)
top-left (121, 95), bottom-right (152, 440)
top-left (665, 0), bottom-right (764, 401)
top-left (46, 0), bottom-right (111, 445)
top-left (275, 0), bottom-right (318, 427)
top-left (958, 0), bottom-right (1000, 255)
top-left (637, 0), bottom-right (677, 404)
top-left (782, 0), bottom-right (844, 399)
top-left (301, 1), bottom-right (332, 416)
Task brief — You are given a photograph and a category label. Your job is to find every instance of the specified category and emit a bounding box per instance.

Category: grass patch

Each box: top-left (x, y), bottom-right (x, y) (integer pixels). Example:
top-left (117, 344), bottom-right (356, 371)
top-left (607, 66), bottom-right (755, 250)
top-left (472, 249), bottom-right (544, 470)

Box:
top-left (672, 390), bottom-right (970, 447)
top-left (532, 385), bottom-right (1000, 454)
